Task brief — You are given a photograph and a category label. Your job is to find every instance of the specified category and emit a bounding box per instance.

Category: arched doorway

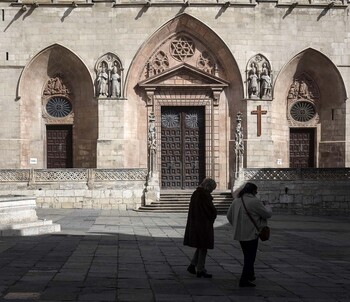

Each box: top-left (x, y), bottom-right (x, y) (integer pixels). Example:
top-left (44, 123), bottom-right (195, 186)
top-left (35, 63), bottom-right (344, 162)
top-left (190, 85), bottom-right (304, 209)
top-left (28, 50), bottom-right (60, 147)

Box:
top-left (127, 14), bottom-right (243, 192)
top-left (18, 44), bottom-right (96, 168)
top-left (273, 48), bottom-right (347, 168)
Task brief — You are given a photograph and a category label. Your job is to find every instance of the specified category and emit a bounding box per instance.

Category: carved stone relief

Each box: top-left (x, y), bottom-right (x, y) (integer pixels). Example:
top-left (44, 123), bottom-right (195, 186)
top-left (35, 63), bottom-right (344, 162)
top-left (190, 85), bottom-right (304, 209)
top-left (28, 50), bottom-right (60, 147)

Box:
top-left (144, 33), bottom-right (222, 79)
top-left (246, 54), bottom-right (272, 99)
top-left (43, 74), bottom-right (70, 96)
top-left (287, 73), bottom-right (320, 127)
top-left (95, 53), bottom-right (123, 98)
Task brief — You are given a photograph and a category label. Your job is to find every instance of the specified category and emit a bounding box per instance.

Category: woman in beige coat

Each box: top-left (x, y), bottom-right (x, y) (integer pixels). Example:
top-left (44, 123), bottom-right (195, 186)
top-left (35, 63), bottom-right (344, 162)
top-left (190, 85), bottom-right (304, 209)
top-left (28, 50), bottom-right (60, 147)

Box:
top-left (227, 182), bottom-right (272, 287)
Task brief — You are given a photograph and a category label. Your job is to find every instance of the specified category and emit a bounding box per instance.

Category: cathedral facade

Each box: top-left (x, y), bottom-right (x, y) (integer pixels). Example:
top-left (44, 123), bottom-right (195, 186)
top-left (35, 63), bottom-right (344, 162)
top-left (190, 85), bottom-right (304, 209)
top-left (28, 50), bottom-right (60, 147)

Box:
top-left (0, 0), bottom-right (349, 199)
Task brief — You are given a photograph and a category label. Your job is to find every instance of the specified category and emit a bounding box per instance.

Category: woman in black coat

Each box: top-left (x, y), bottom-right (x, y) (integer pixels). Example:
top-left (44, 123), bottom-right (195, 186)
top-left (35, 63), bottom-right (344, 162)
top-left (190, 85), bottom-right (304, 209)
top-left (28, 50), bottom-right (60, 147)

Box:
top-left (184, 178), bottom-right (217, 278)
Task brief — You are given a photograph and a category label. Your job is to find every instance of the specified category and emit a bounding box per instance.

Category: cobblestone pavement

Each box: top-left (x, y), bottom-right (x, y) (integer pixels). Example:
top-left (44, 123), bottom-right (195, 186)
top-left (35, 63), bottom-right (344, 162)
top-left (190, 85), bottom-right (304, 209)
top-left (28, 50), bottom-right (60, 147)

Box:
top-left (0, 209), bottom-right (349, 302)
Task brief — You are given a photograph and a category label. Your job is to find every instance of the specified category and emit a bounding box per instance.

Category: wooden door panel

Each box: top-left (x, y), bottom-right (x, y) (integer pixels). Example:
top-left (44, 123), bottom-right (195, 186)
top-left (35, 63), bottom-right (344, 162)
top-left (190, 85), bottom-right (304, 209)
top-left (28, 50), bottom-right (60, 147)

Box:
top-left (47, 125), bottom-right (73, 168)
top-left (161, 107), bottom-right (205, 189)
top-left (290, 128), bottom-right (315, 168)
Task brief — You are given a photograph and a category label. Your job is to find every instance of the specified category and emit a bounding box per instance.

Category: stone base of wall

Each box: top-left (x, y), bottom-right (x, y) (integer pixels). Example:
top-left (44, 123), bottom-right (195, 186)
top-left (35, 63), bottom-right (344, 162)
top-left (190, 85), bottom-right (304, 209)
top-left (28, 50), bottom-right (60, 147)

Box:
top-left (233, 168), bottom-right (350, 216)
top-left (0, 169), bottom-right (147, 210)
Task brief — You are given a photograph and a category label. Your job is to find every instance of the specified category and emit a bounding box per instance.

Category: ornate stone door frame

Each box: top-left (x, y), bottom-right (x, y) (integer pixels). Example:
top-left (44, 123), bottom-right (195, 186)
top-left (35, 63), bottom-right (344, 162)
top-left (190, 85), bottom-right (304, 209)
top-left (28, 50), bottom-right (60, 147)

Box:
top-left (138, 63), bottom-right (228, 191)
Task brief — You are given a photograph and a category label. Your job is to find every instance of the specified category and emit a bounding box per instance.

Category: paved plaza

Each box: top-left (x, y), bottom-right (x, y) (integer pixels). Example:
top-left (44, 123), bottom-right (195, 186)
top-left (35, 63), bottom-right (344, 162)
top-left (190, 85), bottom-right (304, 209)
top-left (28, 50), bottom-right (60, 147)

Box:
top-left (0, 209), bottom-right (349, 302)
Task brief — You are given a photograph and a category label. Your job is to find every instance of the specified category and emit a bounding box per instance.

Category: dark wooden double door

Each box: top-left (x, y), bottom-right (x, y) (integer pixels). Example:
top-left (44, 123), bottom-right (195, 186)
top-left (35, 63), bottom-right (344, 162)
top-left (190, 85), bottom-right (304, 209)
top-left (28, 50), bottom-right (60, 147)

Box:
top-left (290, 128), bottom-right (315, 168)
top-left (47, 125), bottom-right (73, 168)
top-left (161, 106), bottom-right (205, 189)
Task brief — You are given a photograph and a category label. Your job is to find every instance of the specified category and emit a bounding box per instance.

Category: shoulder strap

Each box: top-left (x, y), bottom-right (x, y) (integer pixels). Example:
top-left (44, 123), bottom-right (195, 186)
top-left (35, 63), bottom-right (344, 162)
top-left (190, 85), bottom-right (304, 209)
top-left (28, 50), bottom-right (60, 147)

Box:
top-left (241, 196), bottom-right (259, 232)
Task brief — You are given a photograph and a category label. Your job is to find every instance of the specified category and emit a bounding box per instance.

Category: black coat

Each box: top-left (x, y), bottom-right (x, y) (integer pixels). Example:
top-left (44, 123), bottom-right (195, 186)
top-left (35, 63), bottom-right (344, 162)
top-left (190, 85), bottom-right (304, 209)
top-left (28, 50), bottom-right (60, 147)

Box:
top-left (183, 187), bottom-right (217, 249)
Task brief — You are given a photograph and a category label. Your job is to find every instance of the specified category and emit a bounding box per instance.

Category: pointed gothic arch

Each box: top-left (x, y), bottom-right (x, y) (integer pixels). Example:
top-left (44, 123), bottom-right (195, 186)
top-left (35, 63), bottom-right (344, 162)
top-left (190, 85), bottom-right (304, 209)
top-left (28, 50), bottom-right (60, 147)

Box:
top-left (273, 48), bottom-right (347, 168)
top-left (125, 13), bottom-right (243, 191)
top-left (18, 44), bottom-right (97, 168)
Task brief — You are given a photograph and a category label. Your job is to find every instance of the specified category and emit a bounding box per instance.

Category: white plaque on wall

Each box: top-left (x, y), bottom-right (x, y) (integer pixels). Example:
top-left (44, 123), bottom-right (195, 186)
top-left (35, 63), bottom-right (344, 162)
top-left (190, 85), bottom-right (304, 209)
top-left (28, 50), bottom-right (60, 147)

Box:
top-left (30, 158), bottom-right (38, 165)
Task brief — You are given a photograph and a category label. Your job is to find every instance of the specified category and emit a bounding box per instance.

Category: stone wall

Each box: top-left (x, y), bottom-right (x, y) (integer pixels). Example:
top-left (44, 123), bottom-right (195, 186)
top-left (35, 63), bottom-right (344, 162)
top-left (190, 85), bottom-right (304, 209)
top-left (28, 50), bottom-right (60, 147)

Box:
top-left (0, 169), bottom-right (147, 210)
top-left (233, 168), bottom-right (350, 215)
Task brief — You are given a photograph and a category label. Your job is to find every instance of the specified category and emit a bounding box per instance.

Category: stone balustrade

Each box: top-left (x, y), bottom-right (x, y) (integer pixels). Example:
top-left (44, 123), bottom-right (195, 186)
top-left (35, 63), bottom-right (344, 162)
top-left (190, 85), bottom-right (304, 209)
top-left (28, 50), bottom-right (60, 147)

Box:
top-left (0, 169), bottom-right (148, 210)
top-left (234, 168), bottom-right (350, 215)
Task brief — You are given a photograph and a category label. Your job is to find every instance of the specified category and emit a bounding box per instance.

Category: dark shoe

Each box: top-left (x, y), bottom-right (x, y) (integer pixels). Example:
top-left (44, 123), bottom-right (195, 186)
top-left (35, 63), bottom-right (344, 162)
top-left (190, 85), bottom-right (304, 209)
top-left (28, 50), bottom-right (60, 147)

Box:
top-left (197, 271), bottom-right (212, 278)
top-left (248, 275), bottom-right (256, 282)
top-left (187, 264), bottom-right (196, 274)
top-left (239, 280), bottom-right (256, 287)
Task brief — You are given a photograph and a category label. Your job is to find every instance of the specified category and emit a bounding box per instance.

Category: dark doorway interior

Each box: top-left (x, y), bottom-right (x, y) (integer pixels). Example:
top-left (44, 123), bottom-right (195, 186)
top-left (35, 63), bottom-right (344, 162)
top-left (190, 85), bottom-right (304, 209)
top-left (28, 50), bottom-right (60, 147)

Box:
top-left (47, 125), bottom-right (73, 168)
top-left (161, 106), bottom-right (205, 189)
top-left (290, 128), bottom-right (315, 168)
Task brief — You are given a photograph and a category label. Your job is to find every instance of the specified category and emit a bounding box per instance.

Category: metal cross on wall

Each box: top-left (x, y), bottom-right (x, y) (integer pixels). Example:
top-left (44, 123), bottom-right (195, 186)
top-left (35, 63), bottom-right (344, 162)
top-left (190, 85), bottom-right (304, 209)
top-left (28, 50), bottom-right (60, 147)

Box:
top-left (251, 105), bottom-right (267, 137)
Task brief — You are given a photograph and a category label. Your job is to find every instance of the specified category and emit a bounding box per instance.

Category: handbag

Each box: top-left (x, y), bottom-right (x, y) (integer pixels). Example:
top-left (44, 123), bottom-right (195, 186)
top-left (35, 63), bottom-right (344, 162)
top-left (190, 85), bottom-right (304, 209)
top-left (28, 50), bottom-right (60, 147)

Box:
top-left (241, 196), bottom-right (270, 241)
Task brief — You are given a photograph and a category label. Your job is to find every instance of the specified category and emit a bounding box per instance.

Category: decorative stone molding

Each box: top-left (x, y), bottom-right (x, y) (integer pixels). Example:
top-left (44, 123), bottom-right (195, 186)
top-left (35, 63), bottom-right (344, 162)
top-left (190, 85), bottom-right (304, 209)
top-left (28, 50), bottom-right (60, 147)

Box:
top-left (0, 169), bottom-right (147, 183)
top-left (141, 33), bottom-right (225, 81)
top-left (241, 168), bottom-right (350, 181)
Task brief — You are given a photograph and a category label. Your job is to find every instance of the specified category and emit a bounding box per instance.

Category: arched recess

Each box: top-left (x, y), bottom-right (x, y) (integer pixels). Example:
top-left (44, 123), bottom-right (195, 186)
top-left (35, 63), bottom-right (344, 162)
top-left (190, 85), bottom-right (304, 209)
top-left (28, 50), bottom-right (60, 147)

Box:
top-left (18, 44), bottom-right (97, 168)
top-left (126, 13), bottom-right (243, 190)
top-left (273, 48), bottom-right (347, 168)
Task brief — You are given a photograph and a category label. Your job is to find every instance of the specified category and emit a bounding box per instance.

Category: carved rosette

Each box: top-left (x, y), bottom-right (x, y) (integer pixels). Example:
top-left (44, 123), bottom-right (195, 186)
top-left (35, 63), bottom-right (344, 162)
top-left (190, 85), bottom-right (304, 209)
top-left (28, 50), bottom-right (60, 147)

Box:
top-left (197, 51), bottom-right (214, 74)
top-left (287, 73), bottom-right (320, 127)
top-left (147, 51), bottom-right (169, 77)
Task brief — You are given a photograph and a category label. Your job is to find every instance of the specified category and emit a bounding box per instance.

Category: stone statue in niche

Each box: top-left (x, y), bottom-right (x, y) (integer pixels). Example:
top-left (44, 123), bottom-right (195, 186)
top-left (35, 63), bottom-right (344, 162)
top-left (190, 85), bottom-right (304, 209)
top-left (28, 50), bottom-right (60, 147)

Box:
top-left (260, 62), bottom-right (272, 99)
top-left (246, 55), bottom-right (272, 100)
top-left (95, 53), bottom-right (123, 98)
top-left (97, 62), bottom-right (109, 97)
top-left (110, 61), bottom-right (121, 98)
top-left (248, 62), bottom-right (259, 98)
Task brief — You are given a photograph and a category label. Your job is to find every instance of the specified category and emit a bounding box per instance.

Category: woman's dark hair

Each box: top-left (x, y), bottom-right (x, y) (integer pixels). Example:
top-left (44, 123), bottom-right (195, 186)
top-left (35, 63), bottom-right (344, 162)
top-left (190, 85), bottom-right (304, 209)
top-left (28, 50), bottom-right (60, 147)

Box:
top-left (199, 178), bottom-right (217, 193)
top-left (238, 182), bottom-right (258, 198)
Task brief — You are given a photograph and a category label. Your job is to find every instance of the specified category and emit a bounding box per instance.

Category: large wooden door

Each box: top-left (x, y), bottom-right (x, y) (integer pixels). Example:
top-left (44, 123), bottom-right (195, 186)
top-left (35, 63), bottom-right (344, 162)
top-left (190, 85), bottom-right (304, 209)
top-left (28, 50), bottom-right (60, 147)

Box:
top-left (47, 125), bottom-right (73, 168)
top-left (290, 128), bottom-right (315, 168)
top-left (161, 106), bottom-right (205, 189)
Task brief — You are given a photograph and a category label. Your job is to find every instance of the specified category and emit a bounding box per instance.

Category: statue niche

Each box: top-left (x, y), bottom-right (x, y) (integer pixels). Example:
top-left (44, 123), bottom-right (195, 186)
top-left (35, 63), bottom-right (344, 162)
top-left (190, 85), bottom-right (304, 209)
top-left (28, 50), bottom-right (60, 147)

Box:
top-left (246, 54), bottom-right (272, 100)
top-left (95, 53), bottom-right (123, 98)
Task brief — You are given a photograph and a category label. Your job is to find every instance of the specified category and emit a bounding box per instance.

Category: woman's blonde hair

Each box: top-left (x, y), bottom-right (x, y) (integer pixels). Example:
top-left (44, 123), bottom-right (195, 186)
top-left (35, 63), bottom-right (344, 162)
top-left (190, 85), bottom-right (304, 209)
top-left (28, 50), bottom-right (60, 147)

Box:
top-left (199, 178), bottom-right (217, 192)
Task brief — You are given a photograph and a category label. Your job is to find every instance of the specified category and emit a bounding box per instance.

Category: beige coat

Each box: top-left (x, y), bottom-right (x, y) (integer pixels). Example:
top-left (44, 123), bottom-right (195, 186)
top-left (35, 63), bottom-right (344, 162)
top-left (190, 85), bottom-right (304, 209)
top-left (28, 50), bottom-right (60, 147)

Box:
top-left (226, 193), bottom-right (272, 241)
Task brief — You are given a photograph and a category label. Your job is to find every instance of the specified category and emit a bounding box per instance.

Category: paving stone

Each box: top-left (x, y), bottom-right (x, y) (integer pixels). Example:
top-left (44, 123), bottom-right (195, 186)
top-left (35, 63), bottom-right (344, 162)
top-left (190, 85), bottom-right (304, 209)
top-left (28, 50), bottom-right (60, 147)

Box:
top-left (0, 209), bottom-right (349, 301)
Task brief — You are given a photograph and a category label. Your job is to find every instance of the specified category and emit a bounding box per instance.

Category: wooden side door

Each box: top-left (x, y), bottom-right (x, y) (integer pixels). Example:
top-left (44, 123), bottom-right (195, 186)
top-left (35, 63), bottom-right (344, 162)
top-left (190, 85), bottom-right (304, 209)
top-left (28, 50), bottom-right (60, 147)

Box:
top-left (290, 128), bottom-right (315, 168)
top-left (47, 125), bottom-right (73, 168)
top-left (161, 106), bottom-right (205, 189)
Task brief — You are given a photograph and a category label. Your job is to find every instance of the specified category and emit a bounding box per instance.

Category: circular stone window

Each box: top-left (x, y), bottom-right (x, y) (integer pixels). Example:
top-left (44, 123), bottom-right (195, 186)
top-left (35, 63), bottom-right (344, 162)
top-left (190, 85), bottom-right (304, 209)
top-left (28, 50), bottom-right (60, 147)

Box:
top-left (46, 97), bottom-right (72, 118)
top-left (290, 101), bottom-right (316, 122)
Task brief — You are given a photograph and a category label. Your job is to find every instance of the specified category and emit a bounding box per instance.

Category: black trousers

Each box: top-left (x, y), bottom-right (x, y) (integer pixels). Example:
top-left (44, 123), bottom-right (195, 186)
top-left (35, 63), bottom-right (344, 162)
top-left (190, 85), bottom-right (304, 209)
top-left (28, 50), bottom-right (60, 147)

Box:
top-left (239, 238), bottom-right (259, 283)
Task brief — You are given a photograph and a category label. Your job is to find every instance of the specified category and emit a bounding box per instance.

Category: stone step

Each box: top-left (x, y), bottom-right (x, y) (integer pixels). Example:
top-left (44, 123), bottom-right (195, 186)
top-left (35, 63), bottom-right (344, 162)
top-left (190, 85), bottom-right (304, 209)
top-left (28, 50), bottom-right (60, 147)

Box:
top-left (0, 220), bottom-right (61, 237)
top-left (137, 191), bottom-right (233, 213)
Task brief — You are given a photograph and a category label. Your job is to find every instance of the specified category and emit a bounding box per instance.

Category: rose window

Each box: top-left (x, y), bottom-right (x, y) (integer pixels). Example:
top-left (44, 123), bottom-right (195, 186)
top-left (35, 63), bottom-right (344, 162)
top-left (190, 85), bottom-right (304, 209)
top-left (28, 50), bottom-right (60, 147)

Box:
top-left (46, 97), bottom-right (72, 118)
top-left (290, 101), bottom-right (316, 122)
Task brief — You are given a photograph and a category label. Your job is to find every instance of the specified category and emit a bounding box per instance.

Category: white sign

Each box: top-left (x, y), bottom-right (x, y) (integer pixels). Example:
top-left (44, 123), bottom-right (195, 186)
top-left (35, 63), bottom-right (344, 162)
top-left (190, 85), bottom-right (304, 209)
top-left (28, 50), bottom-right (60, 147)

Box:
top-left (30, 158), bottom-right (38, 165)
